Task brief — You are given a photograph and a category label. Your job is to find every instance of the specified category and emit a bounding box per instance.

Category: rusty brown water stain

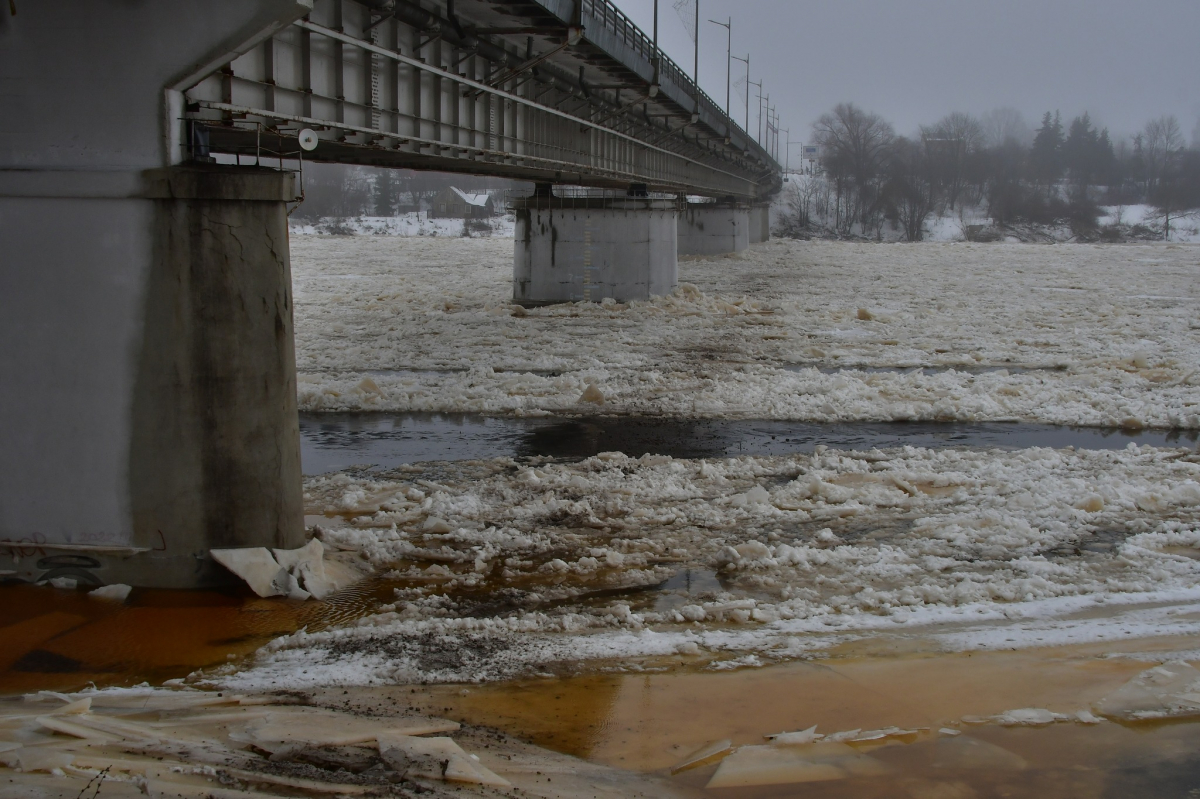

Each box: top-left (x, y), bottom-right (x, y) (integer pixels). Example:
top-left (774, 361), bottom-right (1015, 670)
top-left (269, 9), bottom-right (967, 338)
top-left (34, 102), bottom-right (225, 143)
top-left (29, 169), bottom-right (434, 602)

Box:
top-left (409, 642), bottom-right (1198, 773)
top-left (0, 578), bottom-right (397, 695)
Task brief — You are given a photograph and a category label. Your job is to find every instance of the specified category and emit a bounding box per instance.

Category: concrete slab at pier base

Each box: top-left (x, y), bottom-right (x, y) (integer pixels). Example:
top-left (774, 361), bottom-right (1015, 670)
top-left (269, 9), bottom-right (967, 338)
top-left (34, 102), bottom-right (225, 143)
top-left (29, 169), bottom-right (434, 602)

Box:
top-left (513, 198), bottom-right (678, 306)
top-left (678, 202), bottom-right (750, 255)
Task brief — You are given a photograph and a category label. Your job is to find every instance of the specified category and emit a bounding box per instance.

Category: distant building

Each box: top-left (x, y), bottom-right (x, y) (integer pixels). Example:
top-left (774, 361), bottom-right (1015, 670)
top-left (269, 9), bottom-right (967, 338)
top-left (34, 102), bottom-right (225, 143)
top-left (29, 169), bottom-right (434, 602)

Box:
top-left (430, 187), bottom-right (496, 219)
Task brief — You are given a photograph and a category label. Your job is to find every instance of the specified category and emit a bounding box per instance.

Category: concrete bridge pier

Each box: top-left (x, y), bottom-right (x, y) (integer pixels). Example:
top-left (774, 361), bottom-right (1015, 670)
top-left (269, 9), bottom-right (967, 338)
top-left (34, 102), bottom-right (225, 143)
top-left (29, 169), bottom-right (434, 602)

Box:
top-left (677, 201), bottom-right (751, 255)
top-left (0, 167), bottom-right (305, 588)
top-left (513, 196), bottom-right (679, 305)
top-left (0, 0), bottom-right (312, 588)
top-left (750, 204), bottom-right (771, 244)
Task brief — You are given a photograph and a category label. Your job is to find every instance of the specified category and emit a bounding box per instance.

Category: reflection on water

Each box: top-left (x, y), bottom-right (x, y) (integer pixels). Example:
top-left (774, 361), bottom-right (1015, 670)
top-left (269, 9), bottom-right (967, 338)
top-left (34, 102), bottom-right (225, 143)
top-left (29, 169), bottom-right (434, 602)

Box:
top-left (410, 644), bottom-right (1200, 798)
top-left (301, 412), bottom-right (1198, 474)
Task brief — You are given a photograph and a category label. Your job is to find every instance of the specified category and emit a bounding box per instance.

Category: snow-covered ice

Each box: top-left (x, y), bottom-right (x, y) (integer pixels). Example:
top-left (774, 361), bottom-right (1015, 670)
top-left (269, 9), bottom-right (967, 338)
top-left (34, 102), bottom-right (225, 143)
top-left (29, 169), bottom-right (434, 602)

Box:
top-left (198, 235), bottom-right (1200, 692)
top-left (209, 441), bottom-right (1200, 689)
top-left (291, 237), bottom-right (1200, 428)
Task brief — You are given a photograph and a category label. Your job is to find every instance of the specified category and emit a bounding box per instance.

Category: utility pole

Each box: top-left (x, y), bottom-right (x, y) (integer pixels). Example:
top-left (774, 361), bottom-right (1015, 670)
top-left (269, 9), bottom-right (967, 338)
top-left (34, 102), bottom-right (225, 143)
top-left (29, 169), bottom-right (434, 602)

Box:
top-left (732, 53), bottom-right (749, 136)
top-left (707, 16), bottom-right (731, 118)
top-left (693, 0), bottom-right (699, 111)
top-left (652, 0), bottom-right (659, 87)
top-left (751, 81), bottom-right (763, 145)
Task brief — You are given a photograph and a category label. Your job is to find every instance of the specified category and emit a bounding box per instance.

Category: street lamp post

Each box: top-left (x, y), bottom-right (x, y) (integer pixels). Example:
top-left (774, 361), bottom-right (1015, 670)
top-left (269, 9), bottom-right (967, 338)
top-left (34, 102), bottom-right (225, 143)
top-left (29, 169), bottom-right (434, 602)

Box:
top-left (732, 53), bottom-right (749, 136)
top-left (693, 0), bottom-right (699, 111)
top-left (751, 81), bottom-right (763, 146)
top-left (707, 16), bottom-right (731, 119)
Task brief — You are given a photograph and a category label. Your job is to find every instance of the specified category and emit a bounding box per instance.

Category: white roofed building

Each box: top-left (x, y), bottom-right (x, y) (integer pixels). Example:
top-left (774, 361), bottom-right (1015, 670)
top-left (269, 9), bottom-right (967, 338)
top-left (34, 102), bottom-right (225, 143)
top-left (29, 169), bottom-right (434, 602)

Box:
top-left (430, 186), bottom-right (497, 219)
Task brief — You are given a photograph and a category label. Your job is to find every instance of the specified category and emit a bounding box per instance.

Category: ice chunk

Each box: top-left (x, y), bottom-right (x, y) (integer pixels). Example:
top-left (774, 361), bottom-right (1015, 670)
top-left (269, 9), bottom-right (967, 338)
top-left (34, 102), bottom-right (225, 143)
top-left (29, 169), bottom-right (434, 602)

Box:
top-left (765, 726), bottom-right (819, 745)
top-left (930, 736), bottom-right (1027, 771)
top-left (88, 583), bottom-right (132, 602)
top-left (1094, 661), bottom-right (1200, 720)
top-left (848, 727), bottom-right (922, 746)
top-left (1074, 495), bottom-right (1104, 513)
top-left (735, 541), bottom-right (771, 560)
top-left (243, 710), bottom-right (459, 748)
top-left (378, 734), bottom-right (510, 787)
top-left (50, 697), bottom-right (91, 715)
top-left (1073, 709), bottom-right (1104, 724)
top-left (210, 548), bottom-right (288, 598)
top-left (354, 376), bottom-right (383, 396)
top-left (714, 545), bottom-right (742, 569)
top-left (273, 539), bottom-right (336, 600)
top-left (8, 747), bottom-right (75, 773)
top-left (422, 516), bottom-right (453, 533)
top-left (579, 384), bottom-right (605, 404)
top-left (991, 708), bottom-right (1065, 727)
top-left (670, 739), bottom-right (733, 773)
top-left (272, 538), bottom-right (322, 575)
top-left (707, 742), bottom-right (888, 788)
top-left (48, 576), bottom-right (77, 590)
top-left (731, 486), bottom-right (772, 508)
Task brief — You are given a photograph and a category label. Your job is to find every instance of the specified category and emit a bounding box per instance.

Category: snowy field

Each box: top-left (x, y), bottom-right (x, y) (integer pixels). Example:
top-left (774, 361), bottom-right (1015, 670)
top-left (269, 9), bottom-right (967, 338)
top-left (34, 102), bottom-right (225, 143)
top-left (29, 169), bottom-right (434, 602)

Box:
top-left (292, 237), bottom-right (1200, 428)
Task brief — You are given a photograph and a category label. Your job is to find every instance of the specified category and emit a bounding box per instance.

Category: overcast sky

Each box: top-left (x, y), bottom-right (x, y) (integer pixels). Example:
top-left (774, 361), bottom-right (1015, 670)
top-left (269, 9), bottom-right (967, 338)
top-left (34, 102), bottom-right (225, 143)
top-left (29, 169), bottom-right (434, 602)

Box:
top-left (614, 0), bottom-right (1199, 148)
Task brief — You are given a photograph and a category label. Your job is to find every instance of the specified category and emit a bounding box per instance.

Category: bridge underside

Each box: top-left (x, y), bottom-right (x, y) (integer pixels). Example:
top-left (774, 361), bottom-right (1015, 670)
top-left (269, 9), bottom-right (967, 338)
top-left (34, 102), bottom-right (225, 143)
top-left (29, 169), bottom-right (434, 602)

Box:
top-left (188, 0), bottom-right (779, 200)
top-left (1, 0), bottom-right (778, 589)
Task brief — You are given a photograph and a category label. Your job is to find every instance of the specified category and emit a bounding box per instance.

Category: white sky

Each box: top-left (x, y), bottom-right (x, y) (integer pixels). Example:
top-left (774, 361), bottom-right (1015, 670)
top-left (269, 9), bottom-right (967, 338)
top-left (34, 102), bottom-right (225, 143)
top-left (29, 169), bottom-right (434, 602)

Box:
top-left (613, 0), bottom-right (1200, 145)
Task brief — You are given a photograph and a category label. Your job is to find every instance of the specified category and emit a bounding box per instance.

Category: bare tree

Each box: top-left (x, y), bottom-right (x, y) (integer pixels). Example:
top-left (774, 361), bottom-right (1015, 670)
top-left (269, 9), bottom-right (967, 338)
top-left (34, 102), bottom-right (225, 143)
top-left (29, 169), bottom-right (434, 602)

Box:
top-left (980, 107), bottom-right (1032, 149)
top-left (921, 112), bottom-right (984, 211)
top-left (812, 103), bottom-right (895, 233)
top-left (883, 137), bottom-right (935, 241)
top-left (1142, 115), bottom-right (1184, 197)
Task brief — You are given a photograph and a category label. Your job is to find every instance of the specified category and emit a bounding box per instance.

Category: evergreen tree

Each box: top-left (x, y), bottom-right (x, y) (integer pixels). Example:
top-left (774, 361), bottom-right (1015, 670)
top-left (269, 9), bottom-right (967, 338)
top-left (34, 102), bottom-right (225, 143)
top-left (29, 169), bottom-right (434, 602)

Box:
top-left (1064, 113), bottom-right (1101, 194)
top-left (1095, 128), bottom-right (1117, 187)
top-left (1029, 111), bottom-right (1065, 196)
top-left (373, 169), bottom-right (398, 217)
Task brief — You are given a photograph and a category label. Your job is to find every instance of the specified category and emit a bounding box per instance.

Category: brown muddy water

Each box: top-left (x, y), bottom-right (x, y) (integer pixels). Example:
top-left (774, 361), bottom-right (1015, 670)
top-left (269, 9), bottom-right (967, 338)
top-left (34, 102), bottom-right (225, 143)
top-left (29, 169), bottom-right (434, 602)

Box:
top-left (397, 639), bottom-right (1200, 798)
top-left (7, 414), bottom-right (1200, 794)
top-left (0, 579), bottom-right (394, 694)
top-left (6, 581), bottom-right (1200, 796)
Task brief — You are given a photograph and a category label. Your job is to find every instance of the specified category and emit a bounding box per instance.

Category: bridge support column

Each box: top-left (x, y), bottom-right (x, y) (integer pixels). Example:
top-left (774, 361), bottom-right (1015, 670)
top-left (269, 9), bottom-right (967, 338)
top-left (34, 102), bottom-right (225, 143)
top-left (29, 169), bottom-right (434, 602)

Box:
top-left (0, 166), bottom-right (304, 588)
top-left (749, 204), bottom-right (771, 244)
top-left (513, 197), bottom-right (678, 305)
top-left (677, 201), bottom-right (750, 255)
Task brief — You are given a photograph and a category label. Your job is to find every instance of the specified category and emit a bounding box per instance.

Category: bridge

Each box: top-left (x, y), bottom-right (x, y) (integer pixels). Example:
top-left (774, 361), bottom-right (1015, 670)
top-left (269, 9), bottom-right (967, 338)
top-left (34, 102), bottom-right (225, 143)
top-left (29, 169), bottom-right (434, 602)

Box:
top-left (0, 0), bottom-right (781, 588)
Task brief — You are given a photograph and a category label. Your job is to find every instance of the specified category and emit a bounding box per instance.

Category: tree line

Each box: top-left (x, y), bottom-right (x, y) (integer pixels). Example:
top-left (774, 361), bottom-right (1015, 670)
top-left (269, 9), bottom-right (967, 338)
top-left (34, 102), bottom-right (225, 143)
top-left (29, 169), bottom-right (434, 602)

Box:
top-left (290, 163), bottom-right (522, 221)
top-left (785, 104), bottom-right (1200, 240)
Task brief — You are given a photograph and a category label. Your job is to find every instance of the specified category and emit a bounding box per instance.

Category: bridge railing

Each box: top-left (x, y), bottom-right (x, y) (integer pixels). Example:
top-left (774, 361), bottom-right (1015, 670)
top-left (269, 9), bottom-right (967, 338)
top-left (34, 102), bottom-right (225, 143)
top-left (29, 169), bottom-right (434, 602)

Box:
top-left (579, 0), bottom-right (758, 150)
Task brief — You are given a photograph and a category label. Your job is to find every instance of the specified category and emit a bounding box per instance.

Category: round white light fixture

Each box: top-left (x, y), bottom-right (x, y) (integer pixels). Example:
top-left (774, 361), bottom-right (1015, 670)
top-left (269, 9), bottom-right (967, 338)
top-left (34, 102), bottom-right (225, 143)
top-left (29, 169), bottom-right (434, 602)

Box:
top-left (297, 128), bottom-right (319, 151)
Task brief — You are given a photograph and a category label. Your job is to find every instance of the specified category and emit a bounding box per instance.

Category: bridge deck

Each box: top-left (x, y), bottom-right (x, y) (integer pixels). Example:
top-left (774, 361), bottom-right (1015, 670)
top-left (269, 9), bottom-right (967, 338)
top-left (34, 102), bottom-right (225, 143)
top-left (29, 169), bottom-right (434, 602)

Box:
top-left (185, 0), bottom-right (780, 200)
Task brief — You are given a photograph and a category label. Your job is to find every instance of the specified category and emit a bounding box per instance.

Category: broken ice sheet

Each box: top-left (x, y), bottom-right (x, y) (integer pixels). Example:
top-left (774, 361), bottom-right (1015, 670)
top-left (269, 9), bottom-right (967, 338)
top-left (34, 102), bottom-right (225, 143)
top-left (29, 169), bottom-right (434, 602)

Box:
top-left (1093, 660), bottom-right (1200, 720)
top-left (210, 548), bottom-right (289, 598)
top-left (990, 708), bottom-right (1067, 727)
top-left (929, 736), bottom-right (1028, 771)
top-left (670, 738), bottom-right (732, 774)
top-left (377, 732), bottom-right (510, 787)
top-left (706, 741), bottom-right (889, 788)
top-left (764, 725), bottom-right (819, 745)
top-left (237, 708), bottom-right (459, 748)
